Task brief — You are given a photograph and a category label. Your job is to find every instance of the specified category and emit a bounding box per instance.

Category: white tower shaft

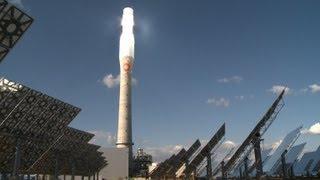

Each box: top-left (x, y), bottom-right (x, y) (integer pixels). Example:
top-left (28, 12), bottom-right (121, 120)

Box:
top-left (117, 56), bottom-right (133, 148)
top-left (116, 7), bottom-right (134, 172)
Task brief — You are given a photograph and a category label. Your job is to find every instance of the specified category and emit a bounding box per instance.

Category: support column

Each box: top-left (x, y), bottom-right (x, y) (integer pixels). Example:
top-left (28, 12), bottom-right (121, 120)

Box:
top-left (281, 149), bottom-right (288, 178)
top-left (27, 174), bottom-right (30, 180)
top-left (1, 173), bottom-right (8, 180)
top-left (244, 157), bottom-right (249, 178)
top-left (191, 171), bottom-right (196, 180)
top-left (290, 165), bottom-right (294, 177)
top-left (221, 161), bottom-right (226, 180)
top-left (239, 166), bottom-right (243, 180)
top-left (54, 154), bottom-right (59, 180)
top-left (71, 162), bottom-right (75, 180)
top-left (13, 138), bottom-right (21, 179)
top-left (253, 133), bottom-right (263, 178)
top-left (192, 168), bottom-right (197, 179)
top-left (206, 153), bottom-right (212, 180)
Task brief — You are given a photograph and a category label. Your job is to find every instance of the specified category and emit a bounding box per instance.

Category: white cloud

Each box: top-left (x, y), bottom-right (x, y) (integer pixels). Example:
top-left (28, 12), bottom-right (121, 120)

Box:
top-left (89, 130), bottom-right (116, 147)
top-left (262, 139), bottom-right (282, 155)
top-left (146, 140), bottom-right (237, 166)
top-left (272, 140), bottom-right (282, 149)
top-left (300, 88), bottom-right (309, 93)
top-left (8, 0), bottom-right (24, 8)
top-left (235, 95), bottom-right (245, 101)
top-left (212, 140), bottom-right (237, 164)
top-left (218, 76), bottom-right (243, 83)
top-left (309, 84), bottom-right (320, 93)
top-left (207, 97), bottom-right (230, 107)
top-left (235, 95), bottom-right (255, 101)
top-left (149, 163), bottom-right (158, 172)
top-left (301, 122), bottom-right (320, 135)
top-left (223, 140), bottom-right (237, 149)
top-left (102, 74), bottom-right (137, 88)
top-left (270, 140), bottom-right (282, 150)
top-left (309, 122), bottom-right (320, 134)
top-left (103, 74), bottom-right (120, 88)
top-left (291, 84), bottom-right (320, 94)
top-left (144, 144), bottom-right (183, 163)
top-left (132, 78), bottom-right (138, 85)
top-left (268, 85), bottom-right (290, 95)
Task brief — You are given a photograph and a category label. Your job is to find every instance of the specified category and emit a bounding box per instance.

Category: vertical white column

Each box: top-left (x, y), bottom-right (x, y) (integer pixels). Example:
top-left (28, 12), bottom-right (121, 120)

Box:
top-left (116, 7), bottom-right (135, 174)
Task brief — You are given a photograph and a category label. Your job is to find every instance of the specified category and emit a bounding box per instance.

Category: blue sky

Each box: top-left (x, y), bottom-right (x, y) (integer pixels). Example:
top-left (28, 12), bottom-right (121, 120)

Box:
top-left (1, 0), bottom-right (320, 161)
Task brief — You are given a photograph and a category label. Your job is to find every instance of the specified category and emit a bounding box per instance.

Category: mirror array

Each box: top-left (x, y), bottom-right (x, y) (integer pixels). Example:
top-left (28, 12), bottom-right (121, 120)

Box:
top-left (223, 90), bottom-right (285, 177)
top-left (149, 124), bottom-right (226, 179)
top-left (0, 0), bottom-right (33, 63)
top-left (147, 91), bottom-right (290, 179)
top-left (30, 127), bottom-right (106, 176)
top-left (183, 123), bottom-right (225, 176)
top-left (0, 1), bottom-right (107, 177)
top-left (0, 78), bottom-right (107, 176)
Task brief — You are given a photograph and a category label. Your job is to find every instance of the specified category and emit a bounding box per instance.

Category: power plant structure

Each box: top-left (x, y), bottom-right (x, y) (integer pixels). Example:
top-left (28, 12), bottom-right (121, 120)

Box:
top-left (109, 6), bottom-right (320, 180)
top-left (0, 78), bottom-right (107, 180)
top-left (1, 3), bottom-right (320, 180)
top-left (116, 7), bottom-right (135, 174)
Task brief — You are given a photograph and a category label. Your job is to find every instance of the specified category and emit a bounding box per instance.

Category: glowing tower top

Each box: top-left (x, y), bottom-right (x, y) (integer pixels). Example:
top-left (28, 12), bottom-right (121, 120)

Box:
top-left (119, 7), bottom-right (135, 61)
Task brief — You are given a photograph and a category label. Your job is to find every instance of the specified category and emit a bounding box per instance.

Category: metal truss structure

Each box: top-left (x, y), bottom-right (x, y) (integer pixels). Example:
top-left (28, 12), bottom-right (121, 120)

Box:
top-left (149, 154), bottom-right (176, 178)
top-left (149, 149), bottom-right (187, 178)
top-left (158, 149), bottom-right (186, 177)
top-left (0, 0), bottom-right (33, 63)
top-left (30, 127), bottom-right (107, 176)
top-left (212, 147), bottom-right (235, 176)
top-left (183, 123), bottom-right (226, 177)
top-left (0, 78), bottom-right (107, 177)
top-left (221, 89), bottom-right (285, 178)
top-left (149, 139), bottom-right (202, 179)
top-left (166, 139), bottom-right (201, 176)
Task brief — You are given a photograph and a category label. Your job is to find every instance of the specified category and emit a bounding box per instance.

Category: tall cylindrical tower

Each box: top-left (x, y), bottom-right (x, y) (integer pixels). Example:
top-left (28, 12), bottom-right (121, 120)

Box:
top-left (116, 7), bottom-right (134, 171)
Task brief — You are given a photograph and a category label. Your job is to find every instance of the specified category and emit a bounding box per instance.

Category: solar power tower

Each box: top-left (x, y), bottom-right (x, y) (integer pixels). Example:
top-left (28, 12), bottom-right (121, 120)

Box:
top-left (0, 78), bottom-right (80, 178)
top-left (182, 123), bottom-right (225, 179)
top-left (220, 89), bottom-right (285, 179)
top-left (0, 0), bottom-right (33, 63)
